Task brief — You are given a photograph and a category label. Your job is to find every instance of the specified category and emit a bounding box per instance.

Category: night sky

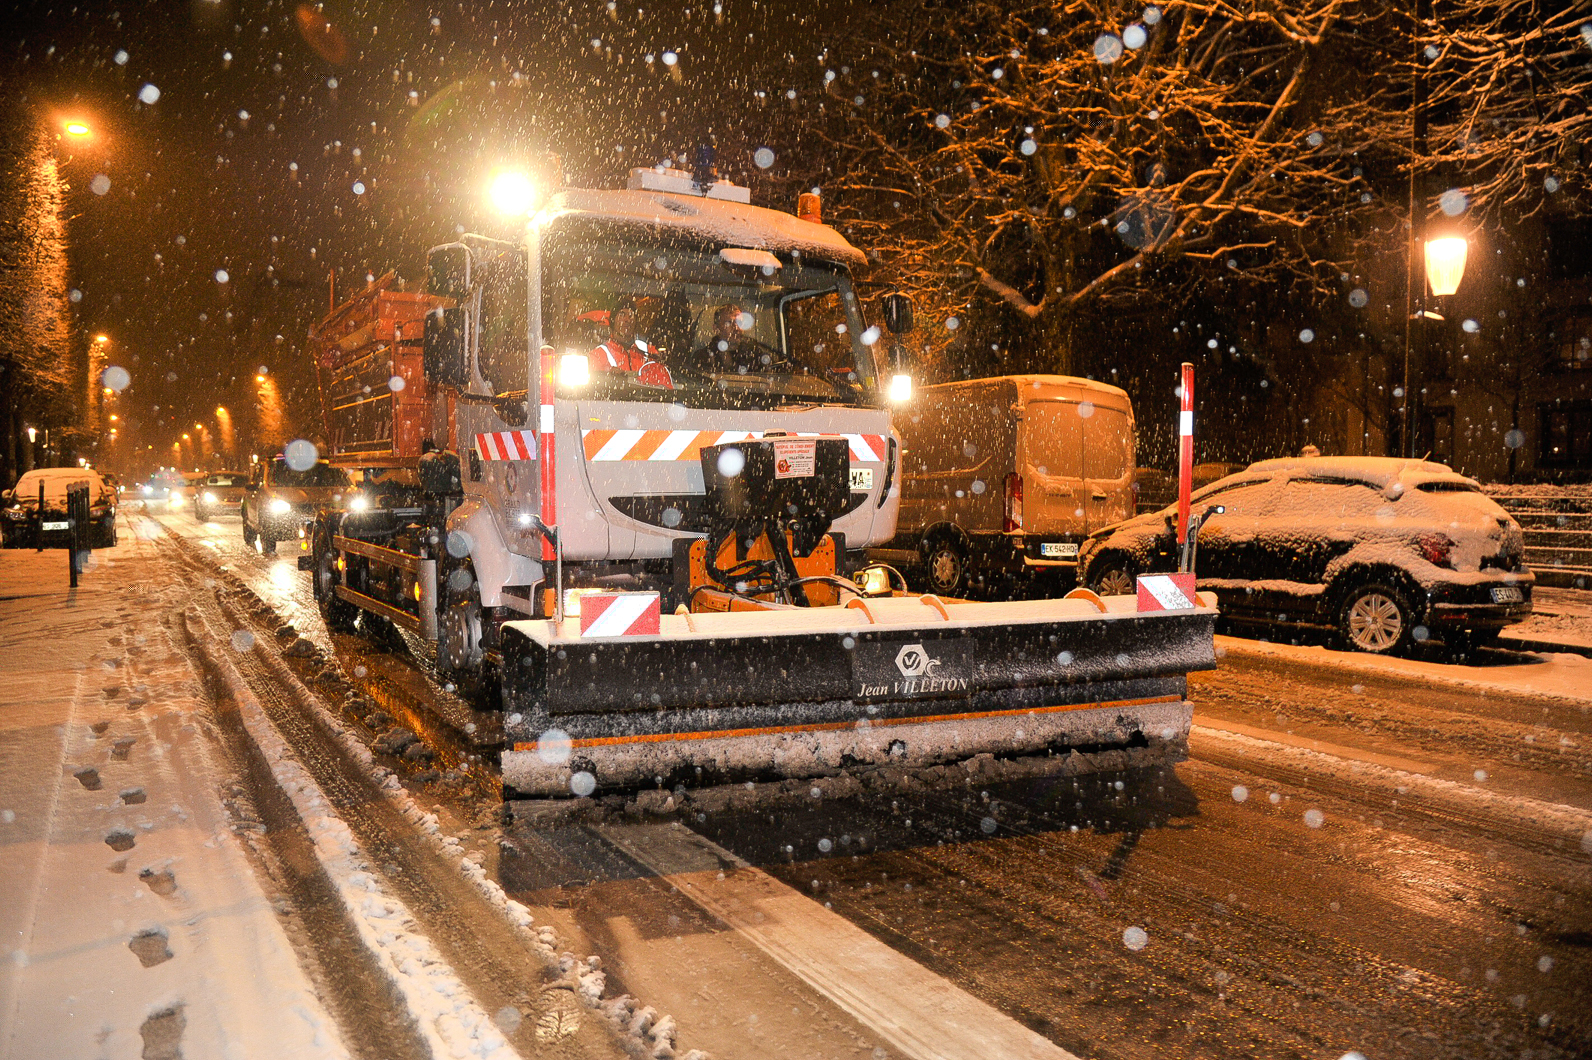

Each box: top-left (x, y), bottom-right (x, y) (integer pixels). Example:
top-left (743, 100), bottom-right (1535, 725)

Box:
top-left (7, 0), bottom-right (840, 467)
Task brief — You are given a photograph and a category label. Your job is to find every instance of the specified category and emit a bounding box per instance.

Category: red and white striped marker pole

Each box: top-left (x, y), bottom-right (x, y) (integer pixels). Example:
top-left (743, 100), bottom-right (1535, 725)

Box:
top-left (538, 345), bottom-right (558, 563)
top-left (1176, 361), bottom-right (1194, 554)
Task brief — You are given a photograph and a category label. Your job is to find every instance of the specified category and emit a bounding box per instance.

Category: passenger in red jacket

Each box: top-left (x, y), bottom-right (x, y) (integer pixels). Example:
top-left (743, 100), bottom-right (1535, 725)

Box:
top-left (591, 298), bottom-right (674, 389)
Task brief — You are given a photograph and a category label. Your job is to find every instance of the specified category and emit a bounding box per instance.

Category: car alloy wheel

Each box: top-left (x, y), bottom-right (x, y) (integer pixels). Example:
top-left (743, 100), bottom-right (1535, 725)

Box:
top-left (1092, 565), bottom-right (1135, 597)
top-left (924, 539), bottom-right (966, 595)
top-left (1341, 584), bottom-right (1410, 654)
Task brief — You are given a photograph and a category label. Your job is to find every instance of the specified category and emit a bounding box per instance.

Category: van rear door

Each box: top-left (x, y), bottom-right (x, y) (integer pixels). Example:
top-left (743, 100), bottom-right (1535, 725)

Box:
top-left (1081, 401), bottom-right (1135, 531)
top-left (1017, 401), bottom-right (1087, 539)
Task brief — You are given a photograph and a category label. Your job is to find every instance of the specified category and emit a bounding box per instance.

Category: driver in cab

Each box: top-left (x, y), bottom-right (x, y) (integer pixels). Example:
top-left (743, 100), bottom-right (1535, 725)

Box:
top-left (689, 303), bottom-right (779, 376)
top-left (591, 297), bottom-right (674, 389)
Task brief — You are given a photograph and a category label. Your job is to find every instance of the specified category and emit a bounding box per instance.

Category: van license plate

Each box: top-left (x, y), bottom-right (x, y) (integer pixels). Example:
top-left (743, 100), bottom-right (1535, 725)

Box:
top-left (1040, 542), bottom-right (1078, 558)
top-left (849, 468), bottom-right (874, 491)
top-left (1490, 586), bottom-right (1523, 604)
top-left (41, 521), bottom-right (69, 531)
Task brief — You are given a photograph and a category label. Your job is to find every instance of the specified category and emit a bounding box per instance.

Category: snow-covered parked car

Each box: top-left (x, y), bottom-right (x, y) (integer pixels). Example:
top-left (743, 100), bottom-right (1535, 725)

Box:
top-left (1, 468), bottom-right (118, 549)
top-left (1077, 456), bottom-right (1533, 654)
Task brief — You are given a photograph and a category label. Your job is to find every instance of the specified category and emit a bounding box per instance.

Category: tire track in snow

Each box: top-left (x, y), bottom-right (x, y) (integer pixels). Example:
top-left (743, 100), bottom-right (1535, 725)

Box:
top-left (188, 610), bottom-right (521, 1060)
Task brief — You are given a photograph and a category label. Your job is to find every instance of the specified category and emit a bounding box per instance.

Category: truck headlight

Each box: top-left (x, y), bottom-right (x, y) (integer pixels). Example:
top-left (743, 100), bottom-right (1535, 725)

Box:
top-left (268, 497), bottom-right (293, 514)
top-left (348, 494), bottom-right (369, 512)
top-left (888, 373), bottom-right (913, 402)
top-left (559, 352), bottom-right (590, 387)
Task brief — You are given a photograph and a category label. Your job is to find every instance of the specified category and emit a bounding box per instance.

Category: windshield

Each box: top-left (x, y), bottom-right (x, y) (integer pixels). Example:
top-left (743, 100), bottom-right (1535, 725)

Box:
top-left (270, 461), bottom-right (350, 489)
top-left (541, 229), bottom-right (882, 409)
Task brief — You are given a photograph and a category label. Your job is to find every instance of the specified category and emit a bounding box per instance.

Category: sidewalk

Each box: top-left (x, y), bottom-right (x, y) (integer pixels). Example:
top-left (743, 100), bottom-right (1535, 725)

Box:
top-left (1500, 585), bottom-right (1592, 655)
top-left (0, 525), bottom-right (345, 1059)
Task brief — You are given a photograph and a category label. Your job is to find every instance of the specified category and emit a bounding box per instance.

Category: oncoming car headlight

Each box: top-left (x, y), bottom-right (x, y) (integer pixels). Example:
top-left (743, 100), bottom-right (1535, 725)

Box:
top-left (268, 497), bottom-right (293, 515)
top-left (168, 493), bottom-right (184, 507)
top-left (202, 491), bottom-right (218, 504)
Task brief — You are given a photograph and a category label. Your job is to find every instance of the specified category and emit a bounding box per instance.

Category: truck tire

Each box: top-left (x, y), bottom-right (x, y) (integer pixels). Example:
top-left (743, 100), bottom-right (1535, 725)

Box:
top-left (1088, 556), bottom-right (1136, 598)
top-left (923, 535), bottom-right (968, 596)
top-left (437, 560), bottom-right (498, 703)
top-left (1337, 582), bottom-right (1413, 655)
top-left (311, 522), bottom-right (358, 633)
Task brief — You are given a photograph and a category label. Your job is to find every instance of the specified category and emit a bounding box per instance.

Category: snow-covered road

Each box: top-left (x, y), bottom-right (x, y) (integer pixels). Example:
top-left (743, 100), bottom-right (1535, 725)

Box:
top-left (100, 506), bottom-right (1592, 1060)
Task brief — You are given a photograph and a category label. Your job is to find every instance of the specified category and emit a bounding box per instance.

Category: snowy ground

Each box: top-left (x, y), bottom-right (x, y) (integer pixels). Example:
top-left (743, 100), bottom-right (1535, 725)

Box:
top-left (0, 533), bottom-right (347, 1060)
top-left (19, 504), bottom-right (1583, 1060)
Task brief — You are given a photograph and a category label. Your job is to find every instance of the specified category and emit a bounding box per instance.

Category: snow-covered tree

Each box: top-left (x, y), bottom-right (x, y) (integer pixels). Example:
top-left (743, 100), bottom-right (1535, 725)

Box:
top-left (796, 0), bottom-right (1401, 377)
top-left (0, 101), bottom-right (77, 481)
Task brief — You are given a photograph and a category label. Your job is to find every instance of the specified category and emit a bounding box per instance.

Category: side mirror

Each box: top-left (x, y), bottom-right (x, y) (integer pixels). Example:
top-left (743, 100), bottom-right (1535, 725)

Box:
top-left (882, 293), bottom-right (915, 336)
top-left (427, 246), bottom-right (471, 301)
top-left (1, 490), bottom-right (11, 504)
top-left (424, 307), bottom-right (469, 387)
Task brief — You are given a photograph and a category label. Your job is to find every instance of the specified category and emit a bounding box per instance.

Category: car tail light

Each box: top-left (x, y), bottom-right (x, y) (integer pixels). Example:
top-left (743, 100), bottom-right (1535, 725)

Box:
top-left (1418, 532), bottom-right (1454, 567)
top-left (1004, 472), bottom-right (1023, 533)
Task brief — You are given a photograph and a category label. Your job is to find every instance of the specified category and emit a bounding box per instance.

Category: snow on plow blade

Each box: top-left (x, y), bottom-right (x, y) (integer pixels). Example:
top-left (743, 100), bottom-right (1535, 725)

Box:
top-left (499, 594), bottom-right (1218, 798)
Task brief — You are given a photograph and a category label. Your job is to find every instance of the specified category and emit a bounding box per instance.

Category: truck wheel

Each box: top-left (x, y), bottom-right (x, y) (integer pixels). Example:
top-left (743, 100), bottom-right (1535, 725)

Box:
top-left (437, 561), bottom-right (499, 704)
top-left (312, 523), bottom-right (358, 633)
top-left (1089, 557), bottom-right (1136, 597)
top-left (1338, 582), bottom-right (1413, 654)
top-left (923, 537), bottom-right (967, 596)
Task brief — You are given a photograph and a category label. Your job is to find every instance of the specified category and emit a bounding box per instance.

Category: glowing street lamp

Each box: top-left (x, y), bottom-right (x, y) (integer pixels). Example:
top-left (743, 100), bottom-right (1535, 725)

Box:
top-left (64, 121), bottom-right (91, 138)
top-left (1425, 237), bottom-right (1468, 297)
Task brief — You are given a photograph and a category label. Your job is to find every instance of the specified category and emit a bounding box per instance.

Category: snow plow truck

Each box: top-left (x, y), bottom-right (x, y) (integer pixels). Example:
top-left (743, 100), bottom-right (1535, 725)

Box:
top-left (303, 164), bottom-right (1217, 798)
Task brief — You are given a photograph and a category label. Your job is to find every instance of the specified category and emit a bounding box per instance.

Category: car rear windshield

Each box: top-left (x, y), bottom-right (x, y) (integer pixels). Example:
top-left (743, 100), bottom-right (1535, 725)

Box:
top-left (270, 461), bottom-right (349, 488)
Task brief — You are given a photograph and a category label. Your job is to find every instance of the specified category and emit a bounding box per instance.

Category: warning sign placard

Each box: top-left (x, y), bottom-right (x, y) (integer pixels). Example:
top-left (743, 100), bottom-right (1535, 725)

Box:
top-left (772, 437), bottom-right (816, 479)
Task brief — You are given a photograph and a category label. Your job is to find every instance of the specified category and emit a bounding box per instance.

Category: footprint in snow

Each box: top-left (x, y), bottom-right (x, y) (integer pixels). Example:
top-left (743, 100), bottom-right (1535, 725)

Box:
top-left (139, 867), bottom-right (177, 897)
top-left (105, 828), bottom-right (136, 852)
top-left (111, 737), bottom-right (138, 761)
top-left (120, 788), bottom-right (147, 806)
top-left (73, 767), bottom-right (102, 791)
top-left (90, 721), bottom-right (110, 736)
top-left (140, 1004), bottom-right (185, 1060)
top-left (128, 928), bottom-right (172, 967)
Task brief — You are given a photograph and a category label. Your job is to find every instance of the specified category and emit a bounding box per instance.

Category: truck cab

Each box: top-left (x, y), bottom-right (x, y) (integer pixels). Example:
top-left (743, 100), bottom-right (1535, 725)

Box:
top-left (427, 169), bottom-right (903, 616)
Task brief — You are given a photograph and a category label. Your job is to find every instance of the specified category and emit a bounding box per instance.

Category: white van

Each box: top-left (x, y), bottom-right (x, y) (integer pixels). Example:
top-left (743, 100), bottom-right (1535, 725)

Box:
top-left (875, 375), bottom-right (1136, 595)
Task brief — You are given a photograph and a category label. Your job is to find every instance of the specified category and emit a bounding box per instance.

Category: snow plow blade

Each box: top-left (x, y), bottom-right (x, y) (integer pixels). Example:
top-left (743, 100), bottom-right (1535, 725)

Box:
top-left (498, 593), bottom-right (1217, 798)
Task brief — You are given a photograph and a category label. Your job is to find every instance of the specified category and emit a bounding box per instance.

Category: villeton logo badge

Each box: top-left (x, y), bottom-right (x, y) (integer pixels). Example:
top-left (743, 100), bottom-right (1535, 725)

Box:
top-left (894, 643), bottom-right (940, 678)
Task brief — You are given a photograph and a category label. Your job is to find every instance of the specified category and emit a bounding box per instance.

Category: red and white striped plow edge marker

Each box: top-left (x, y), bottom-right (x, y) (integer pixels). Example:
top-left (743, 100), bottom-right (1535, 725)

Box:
top-left (1136, 573), bottom-right (1198, 612)
top-left (581, 429), bottom-right (886, 464)
top-left (579, 591), bottom-right (662, 637)
top-left (474, 430), bottom-right (538, 461)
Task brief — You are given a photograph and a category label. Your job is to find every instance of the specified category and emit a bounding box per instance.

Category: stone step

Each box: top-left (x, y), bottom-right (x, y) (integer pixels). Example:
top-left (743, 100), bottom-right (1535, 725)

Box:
top-left (1489, 494), bottom-right (1592, 515)
top-left (1522, 527), bottom-right (1592, 547)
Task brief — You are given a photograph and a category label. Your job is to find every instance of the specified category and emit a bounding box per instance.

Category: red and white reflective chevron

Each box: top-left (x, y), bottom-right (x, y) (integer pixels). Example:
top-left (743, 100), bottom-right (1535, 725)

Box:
top-left (1136, 573), bottom-right (1198, 612)
top-left (475, 431), bottom-right (538, 461)
top-left (579, 591), bottom-right (662, 637)
top-left (581, 429), bottom-right (886, 463)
